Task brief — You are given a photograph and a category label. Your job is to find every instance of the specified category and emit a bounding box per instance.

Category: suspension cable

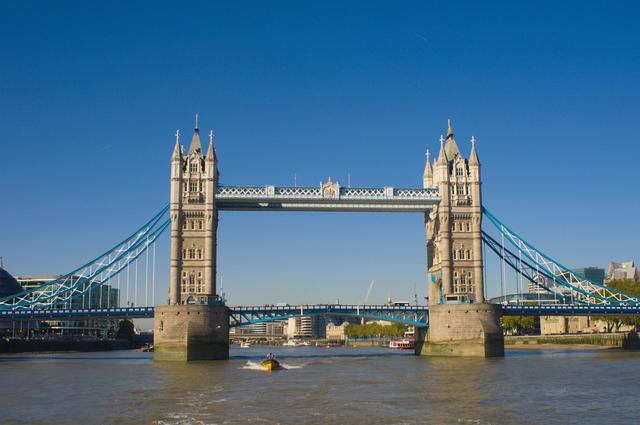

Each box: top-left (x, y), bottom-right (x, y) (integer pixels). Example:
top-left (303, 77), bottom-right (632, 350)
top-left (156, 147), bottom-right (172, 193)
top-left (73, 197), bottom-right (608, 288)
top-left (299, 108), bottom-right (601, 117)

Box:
top-left (134, 258), bottom-right (138, 307)
top-left (500, 233), bottom-right (506, 301)
top-left (517, 249), bottom-right (523, 305)
top-left (152, 242), bottom-right (156, 306)
top-left (145, 241), bottom-right (149, 307)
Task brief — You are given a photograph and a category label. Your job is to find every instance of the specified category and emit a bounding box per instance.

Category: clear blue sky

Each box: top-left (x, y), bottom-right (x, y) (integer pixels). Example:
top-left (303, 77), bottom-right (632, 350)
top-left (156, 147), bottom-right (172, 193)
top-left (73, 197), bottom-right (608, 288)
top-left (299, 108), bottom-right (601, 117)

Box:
top-left (1, 1), bottom-right (638, 306)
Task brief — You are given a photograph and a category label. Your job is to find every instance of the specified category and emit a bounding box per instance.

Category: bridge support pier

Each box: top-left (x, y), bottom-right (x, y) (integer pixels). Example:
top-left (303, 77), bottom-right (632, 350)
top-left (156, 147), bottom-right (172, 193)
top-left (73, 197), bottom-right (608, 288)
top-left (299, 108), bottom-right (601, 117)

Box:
top-left (415, 303), bottom-right (504, 357)
top-left (153, 304), bottom-right (230, 361)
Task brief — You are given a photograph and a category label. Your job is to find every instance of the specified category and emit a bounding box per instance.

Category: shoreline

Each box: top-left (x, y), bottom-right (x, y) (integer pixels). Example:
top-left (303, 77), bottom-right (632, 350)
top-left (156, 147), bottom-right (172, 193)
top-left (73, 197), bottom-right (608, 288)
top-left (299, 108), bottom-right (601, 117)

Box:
top-left (506, 343), bottom-right (619, 350)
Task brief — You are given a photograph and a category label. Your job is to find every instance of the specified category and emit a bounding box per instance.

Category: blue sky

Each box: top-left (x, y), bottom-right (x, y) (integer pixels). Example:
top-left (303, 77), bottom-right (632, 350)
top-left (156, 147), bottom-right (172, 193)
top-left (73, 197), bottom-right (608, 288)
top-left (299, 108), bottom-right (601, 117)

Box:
top-left (1, 1), bottom-right (638, 306)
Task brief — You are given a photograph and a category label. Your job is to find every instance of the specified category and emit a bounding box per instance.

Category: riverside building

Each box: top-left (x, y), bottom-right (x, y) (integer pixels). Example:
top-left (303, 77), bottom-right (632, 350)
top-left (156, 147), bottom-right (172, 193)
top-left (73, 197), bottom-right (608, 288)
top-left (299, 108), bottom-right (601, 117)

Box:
top-left (16, 275), bottom-right (120, 337)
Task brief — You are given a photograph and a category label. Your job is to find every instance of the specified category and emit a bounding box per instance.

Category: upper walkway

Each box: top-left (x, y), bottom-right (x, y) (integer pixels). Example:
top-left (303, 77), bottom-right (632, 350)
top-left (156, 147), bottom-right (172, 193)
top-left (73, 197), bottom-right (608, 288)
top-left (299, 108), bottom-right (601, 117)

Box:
top-left (215, 185), bottom-right (440, 212)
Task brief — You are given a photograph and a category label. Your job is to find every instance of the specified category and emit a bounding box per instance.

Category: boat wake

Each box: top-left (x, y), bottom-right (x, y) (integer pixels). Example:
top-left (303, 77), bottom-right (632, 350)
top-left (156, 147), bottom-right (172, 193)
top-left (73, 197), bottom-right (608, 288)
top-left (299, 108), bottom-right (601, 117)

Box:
top-left (242, 361), bottom-right (303, 371)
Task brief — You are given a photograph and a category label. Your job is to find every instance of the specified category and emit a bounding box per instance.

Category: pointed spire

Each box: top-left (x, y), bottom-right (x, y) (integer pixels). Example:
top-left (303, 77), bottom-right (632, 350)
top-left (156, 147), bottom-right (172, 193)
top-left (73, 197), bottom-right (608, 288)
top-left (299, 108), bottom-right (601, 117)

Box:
top-left (423, 148), bottom-right (433, 188)
top-left (437, 135), bottom-right (448, 165)
top-left (172, 129), bottom-right (182, 159)
top-left (206, 129), bottom-right (217, 161)
top-left (444, 118), bottom-right (460, 159)
top-left (469, 135), bottom-right (480, 166)
top-left (424, 149), bottom-right (433, 176)
top-left (188, 113), bottom-right (202, 155)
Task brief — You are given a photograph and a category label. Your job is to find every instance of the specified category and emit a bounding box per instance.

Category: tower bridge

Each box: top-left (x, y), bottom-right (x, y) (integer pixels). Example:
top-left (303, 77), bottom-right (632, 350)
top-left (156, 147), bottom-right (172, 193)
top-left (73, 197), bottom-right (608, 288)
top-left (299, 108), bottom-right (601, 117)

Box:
top-left (2, 116), bottom-right (638, 361)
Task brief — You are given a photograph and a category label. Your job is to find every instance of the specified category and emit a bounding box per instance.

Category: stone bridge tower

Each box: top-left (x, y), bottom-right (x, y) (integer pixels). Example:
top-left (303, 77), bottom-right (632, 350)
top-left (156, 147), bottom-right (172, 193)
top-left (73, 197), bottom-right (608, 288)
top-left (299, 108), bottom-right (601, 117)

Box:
top-left (418, 120), bottom-right (503, 357)
top-left (154, 115), bottom-right (230, 361)
top-left (168, 114), bottom-right (218, 305)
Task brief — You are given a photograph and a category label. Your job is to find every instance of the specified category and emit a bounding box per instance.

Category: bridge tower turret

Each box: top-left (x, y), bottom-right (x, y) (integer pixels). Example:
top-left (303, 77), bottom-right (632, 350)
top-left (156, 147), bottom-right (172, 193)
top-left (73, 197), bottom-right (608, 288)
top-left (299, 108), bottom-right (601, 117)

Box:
top-left (168, 114), bottom-right (220, 304)
top-left (155, 114), bottom-right (229, 362)
top-left (418, 120), bottom-right (503, 357)
top-left (203, 129), bottom-right (219, 298)
top-left (169, 130), bottom-right (184, 305)
top-left (427, 121), bottom-right (486, 304)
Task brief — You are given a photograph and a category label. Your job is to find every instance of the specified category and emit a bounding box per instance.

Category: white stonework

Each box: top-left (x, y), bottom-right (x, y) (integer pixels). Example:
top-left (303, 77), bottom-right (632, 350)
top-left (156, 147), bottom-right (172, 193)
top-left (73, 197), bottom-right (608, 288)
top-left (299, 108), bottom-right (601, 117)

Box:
top-left (424, 121), bottom-right (484, 305)
top-left (169, 117), bottom-right (219, 305)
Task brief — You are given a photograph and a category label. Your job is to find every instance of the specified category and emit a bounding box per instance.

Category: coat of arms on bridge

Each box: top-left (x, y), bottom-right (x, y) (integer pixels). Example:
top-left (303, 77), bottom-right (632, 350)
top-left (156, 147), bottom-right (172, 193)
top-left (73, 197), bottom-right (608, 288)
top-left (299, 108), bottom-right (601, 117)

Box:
top-left (321, 177), bottom-right (340, 199)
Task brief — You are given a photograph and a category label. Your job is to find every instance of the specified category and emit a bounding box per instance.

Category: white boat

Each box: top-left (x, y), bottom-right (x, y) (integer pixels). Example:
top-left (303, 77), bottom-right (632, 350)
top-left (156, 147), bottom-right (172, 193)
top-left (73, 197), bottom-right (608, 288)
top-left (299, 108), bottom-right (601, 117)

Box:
top-left (389, 339), bottom-right (415, 350)
top-left (283, 339), bottom-right (305, 347)
top-left (240, 341), bottom-right (251, 348)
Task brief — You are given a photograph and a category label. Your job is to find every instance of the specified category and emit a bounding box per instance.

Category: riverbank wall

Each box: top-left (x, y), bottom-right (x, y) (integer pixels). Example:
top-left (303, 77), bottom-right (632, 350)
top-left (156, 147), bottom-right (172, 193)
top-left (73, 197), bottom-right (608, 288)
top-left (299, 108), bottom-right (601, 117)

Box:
top-left (506, 332), bottom-right (640, 349)
top-left (0, 338), bottom-right (135, 354)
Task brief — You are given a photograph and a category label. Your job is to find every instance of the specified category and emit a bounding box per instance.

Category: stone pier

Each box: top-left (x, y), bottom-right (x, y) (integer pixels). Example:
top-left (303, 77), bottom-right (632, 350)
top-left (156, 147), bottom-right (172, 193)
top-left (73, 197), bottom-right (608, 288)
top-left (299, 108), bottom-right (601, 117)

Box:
top-left (154, 304), bottom-right (230, 361)
top-left (415, 303), bottom-right (504, 357)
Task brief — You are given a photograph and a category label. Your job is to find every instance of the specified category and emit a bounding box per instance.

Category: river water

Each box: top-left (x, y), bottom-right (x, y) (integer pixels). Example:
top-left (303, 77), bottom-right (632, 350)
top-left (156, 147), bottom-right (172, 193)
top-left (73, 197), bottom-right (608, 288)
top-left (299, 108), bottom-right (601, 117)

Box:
top-left (1, 346), bottom-right (639, 425)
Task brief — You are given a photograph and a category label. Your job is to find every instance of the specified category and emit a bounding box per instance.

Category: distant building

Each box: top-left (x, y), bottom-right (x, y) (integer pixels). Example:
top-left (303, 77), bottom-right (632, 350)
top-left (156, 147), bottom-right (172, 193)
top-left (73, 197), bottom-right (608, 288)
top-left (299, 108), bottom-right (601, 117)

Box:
top-left (326, 322), bottom-right (348, 341)
top-left (15, 275), bottom-right (120, 337)
top-left (573, 267), bottom-right (605, 284)
top-left (527, 266), bottom-right (605, 295)
top-left (266, 321), bottom-right (285, 336)
top-left (527, 274), bottom-right (548, 294)
top-left (606, 261), bottom-right (639, 282)
top-left (0, 267), bottom-right (34, 335)
top-left (17, 275), bottom-right (119, 309)
top-left (490, 293), bottom-right (566, 305)
top-left (539, 316), bottom-right (635, 335)
top-left (236, 322), bottom-right (267, 335)
top-left (539, 316), bottom-right (598, 335)
top-left (527, 274), bottom-right (572, 295)
top-left (0, 267), bottom-right (24, 298)
top-left (286, 316), bottom-right (326, 339)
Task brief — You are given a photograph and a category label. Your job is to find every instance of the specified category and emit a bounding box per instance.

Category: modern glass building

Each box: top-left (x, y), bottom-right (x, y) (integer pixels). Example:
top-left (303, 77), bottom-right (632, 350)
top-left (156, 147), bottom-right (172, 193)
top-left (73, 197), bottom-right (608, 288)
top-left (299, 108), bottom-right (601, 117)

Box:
top-left (16, 275), bottom-right (120, 337)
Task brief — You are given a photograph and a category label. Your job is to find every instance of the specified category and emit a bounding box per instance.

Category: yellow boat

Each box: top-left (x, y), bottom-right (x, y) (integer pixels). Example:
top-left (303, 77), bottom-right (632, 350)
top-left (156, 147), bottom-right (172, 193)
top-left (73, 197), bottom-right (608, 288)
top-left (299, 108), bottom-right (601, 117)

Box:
top-left (261, 358), bottom-right (280, 371)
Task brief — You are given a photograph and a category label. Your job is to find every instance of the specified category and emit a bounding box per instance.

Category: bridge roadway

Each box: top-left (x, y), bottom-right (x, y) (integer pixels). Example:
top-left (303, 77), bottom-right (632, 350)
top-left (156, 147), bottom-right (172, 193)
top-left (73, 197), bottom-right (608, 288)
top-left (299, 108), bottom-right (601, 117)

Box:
top-left (1, 304), bottom-right (640, 325)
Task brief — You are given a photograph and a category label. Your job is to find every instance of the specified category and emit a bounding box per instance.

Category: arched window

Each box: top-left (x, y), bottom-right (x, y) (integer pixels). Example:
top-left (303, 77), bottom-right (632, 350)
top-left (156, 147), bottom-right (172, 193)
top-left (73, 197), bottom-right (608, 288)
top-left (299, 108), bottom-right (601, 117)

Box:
top-left (198, 220), bottom-right (203, 230)
top-left (453, 250), bottom-right (457, 260)
top-left (190, 221), bottom-right (195, 230)
top-left (190, 162), bottom-right (198, 173)
top-left (466, 222), bottom-right (471, 232)
top-left (197, 249), bottom-right (202, 259)
top-left (182, 249), bottom-right (187, 259)
top-left (466, 250), bottom-right (471, 260)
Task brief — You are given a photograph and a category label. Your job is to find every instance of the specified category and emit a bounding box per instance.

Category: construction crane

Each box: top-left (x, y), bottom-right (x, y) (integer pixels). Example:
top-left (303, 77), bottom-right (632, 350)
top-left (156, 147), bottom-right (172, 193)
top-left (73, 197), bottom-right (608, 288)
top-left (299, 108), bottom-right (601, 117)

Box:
top-left (363, 280), bottom-right (375, 305)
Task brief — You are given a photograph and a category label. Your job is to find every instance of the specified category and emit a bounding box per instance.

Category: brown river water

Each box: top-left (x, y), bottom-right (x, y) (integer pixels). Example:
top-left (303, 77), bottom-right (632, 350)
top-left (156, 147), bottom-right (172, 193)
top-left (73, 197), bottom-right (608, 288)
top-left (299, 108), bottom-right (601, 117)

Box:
top-left (1, 346), bottom-right (639, 425)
